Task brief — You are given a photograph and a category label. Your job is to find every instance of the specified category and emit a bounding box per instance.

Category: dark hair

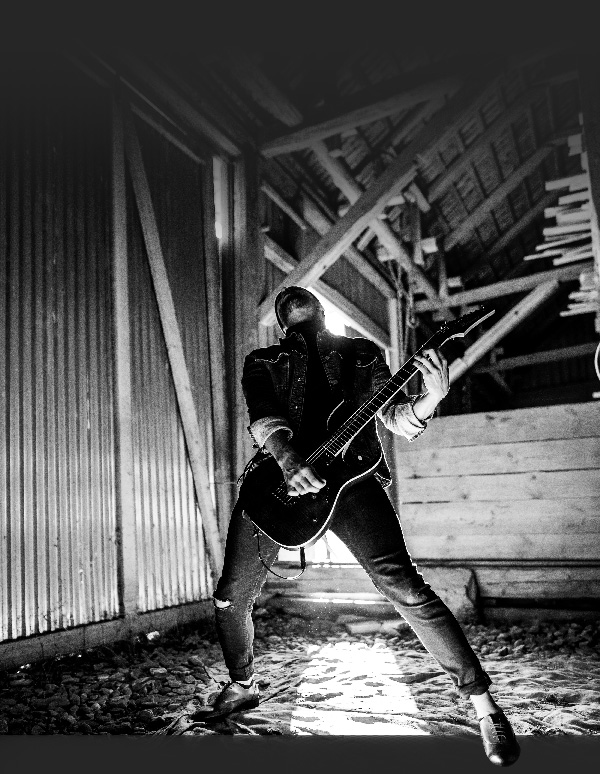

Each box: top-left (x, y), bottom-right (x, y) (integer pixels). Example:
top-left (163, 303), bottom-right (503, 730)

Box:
top-left (275, 286), bottom-right (321, 330)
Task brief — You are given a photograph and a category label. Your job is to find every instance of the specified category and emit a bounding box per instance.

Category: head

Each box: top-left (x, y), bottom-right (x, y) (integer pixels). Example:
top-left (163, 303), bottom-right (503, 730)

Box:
top-left (274, 286), bottom-right (326, 334)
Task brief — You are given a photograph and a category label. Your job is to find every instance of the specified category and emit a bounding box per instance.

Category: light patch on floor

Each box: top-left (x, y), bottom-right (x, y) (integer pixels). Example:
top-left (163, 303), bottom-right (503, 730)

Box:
top-left (290, 641), bottom-right (431, 735)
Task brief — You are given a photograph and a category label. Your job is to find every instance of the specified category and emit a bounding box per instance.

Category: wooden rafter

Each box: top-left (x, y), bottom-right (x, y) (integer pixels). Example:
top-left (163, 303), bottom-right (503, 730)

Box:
top-left (258, 154), bottom-right (414, 325)
top-left (117, 54), bottom-right (243, 156)
top-left (310, 140), bottom-right (449, 311)
top-left (260, 162), bottom-right (395, 298)
top-left (264, 236), bottom-right (390, 348)
top-left (260, 71), bottom-right (461, 157)
top-left (260, 181), bottom-right (308, 230)
top-left (448, 281), bottom-right (561, 382)
top-left (444, 144), bottom-right (557, 252)
top-left (487, 191), bottom-right (560, 258)
top-left (352, 99), bottom-right (446, 179)
top-left (259, 78), bottom-right (497, 325)
top-left (296, 191), bottom-right (396, 299)
top-left (415, 260), bottom-right (593, 312)
top-left (427, 86), bottom-right (547, 203)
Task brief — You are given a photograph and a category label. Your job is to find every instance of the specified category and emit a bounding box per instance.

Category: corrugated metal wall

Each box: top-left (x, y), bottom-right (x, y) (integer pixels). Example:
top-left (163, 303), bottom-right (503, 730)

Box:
top-left (0, 58), bottom-right (217, 646)
top-left (0, 63), bottom-right (120, 641)
top-left (127, 117), bottom-right (213, 612)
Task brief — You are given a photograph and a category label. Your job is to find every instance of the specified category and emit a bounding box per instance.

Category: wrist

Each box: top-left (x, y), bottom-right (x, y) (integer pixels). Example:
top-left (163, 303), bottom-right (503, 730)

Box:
top-left (412, 391), bottom-right (441, 421)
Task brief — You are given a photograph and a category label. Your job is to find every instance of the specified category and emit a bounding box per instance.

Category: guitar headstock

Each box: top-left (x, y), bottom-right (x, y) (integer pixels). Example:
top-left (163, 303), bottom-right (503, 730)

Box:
top-left (436, 306), bottom-right (495, 343)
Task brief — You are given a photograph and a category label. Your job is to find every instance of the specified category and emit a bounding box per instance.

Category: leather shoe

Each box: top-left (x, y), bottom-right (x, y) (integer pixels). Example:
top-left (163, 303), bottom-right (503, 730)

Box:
top-left (479, 710), bottom-right (520, 766)
top-left (189, 680), bottom-right (259, 722)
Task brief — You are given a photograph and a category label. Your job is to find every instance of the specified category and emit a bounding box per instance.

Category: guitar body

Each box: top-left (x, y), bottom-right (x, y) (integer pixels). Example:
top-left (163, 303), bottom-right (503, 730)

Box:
top-left (238, 399), bottom-right (380, 549)
top-left (238, 449), bottom-right (379, 550)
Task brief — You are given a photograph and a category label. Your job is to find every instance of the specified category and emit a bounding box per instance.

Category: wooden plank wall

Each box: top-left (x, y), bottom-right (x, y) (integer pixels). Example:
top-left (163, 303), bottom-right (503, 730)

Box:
top-left (394, 401), bottom-right (600, 604)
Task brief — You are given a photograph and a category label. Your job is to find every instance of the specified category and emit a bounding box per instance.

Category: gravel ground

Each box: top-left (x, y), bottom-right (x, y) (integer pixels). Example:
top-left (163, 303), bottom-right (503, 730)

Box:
top-left (0, 608), bottom-right (599, 735)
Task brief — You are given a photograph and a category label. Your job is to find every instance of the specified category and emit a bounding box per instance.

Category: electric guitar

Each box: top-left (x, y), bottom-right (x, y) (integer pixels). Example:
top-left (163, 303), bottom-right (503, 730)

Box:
top-left (238, 306), bottom-right (495, 550)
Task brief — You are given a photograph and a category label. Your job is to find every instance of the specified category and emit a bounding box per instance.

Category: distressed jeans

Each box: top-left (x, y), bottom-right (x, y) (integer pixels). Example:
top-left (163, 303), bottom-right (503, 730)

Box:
top-left (213, 475), bottom-right (492, 698)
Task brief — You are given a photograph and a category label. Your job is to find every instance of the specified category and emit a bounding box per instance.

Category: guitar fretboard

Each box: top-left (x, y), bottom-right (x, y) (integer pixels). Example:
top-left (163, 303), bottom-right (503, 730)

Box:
top-left (306, 330), bottom-right (445, 465)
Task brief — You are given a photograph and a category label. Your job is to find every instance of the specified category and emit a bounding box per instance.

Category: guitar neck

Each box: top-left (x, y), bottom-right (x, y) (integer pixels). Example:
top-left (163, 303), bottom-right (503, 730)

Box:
top-left (306, 330), bottom-right (445, 464)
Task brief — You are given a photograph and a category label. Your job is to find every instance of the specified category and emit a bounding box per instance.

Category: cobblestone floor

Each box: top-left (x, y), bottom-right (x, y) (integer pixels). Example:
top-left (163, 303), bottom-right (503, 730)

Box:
top-left (1, 608), bottom-right (599, 735)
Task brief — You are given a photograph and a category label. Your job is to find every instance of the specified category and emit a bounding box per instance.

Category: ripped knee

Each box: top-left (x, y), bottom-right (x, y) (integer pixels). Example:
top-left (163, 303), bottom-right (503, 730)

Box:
top-left (404, 589), bottom-right (431, 605)
top-left (213, 596), bottom-right (232, 609)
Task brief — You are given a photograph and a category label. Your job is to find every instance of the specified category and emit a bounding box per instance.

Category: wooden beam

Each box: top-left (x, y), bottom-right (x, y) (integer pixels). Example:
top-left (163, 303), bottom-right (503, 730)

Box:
top-left (224, 51), bottom-right (304, 127)
top-left (310, 140), bottom-right (447, 306)
top-left (352, 99), bottom-right (445, 179)
top-left (259, 79), bottom-right (495, 325)
top-left (579, 57), bottom-right (600, 333)
top-left (415, 260), bottom-right (593, 311)
top-left (427, 86), bottom-right (546, 203)
top-left (68, 51), bottom-right (209, 166)
top-left (111, 98), bottom-right (138, 618)
top-left (261, 163), bottom-right (396, 299)
top-left (473, 341), bottom-right (599, 373)
top-left (202, 164), bottom-right (234, 540)
top-left (444, 145), bottom-right (556, 252)
top-left (260, 181), bottom-right (308, 230)
top-left (123, 106), bottom-right (224, 577)
top-left (258, 160), bottom-right (411, 325)
top-left (264, 236), bottom-right (390, 348)
top-left (118, 55), bottom-right (242, 156)
top-left (449, 281), bottom-right (560, 382)
top-left (487, 370), bottom-right (513, 394)
top-left (487, 191), bottom-right (560, 258)
top-left (260, 73), bottom-right (461, 157)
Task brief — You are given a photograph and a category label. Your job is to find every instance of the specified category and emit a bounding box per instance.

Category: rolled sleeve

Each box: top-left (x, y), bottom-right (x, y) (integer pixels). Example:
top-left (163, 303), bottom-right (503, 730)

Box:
top-left (242, 351), bottom-right (293, 448)
top-left (378, 393), bottom-right (434, 442)
top-left (248, 416), bottom-right (293, 449)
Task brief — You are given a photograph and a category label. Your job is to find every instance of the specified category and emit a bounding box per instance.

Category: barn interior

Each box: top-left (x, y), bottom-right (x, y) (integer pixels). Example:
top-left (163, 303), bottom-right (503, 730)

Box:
top-left (1, 21), bottom-right (600, 748)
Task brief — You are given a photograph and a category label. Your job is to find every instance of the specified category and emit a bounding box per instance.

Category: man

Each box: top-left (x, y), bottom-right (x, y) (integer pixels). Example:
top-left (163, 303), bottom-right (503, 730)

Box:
top-left (193, 286), bottom-right (519, 766)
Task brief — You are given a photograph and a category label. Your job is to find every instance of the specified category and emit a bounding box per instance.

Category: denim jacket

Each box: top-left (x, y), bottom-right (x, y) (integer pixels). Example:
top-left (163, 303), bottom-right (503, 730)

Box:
top-left (241, 328), bottom-right (433, 487)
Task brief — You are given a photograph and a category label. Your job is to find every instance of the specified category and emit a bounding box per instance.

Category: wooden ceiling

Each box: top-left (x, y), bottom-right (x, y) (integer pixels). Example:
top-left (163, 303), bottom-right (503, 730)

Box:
top-left (107, 37), bottom-right (597, 411)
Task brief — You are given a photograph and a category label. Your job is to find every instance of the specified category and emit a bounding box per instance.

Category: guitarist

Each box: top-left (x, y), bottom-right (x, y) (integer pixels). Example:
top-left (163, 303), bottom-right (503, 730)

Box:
top-left (193, 286), bottom-right (519, 766)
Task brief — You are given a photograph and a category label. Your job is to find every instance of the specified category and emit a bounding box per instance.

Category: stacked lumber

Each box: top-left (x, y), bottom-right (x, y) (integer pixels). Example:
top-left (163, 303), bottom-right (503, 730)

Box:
top-left (523, 118), bottom-right (599, 318)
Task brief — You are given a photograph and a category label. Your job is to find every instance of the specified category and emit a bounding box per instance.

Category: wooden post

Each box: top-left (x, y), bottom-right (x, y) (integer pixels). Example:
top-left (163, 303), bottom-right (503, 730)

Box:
top-left (111, 97), bottom-right (139, 618)
top-left (578, 60), bottom-right (600, 334)
top-left (386, 296), bottom-right (403, 508)
top-left (231, 150), bottom-right (264, 480)
top-left (449, 281), bottom-right (560, 382)
top-left (123, 105), bottom-right (224, 578)
top-left (202, 163), bottom-right (234, 540)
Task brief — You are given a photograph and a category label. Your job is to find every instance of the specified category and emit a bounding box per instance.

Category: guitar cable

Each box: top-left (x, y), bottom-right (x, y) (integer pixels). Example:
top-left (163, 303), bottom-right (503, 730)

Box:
top-left (254, 525), bottom-right (307, 580)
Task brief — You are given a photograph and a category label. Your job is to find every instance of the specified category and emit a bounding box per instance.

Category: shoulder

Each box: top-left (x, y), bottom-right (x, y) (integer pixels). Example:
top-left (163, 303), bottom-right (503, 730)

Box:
top-left (244, 344), bottom-right (288, 364)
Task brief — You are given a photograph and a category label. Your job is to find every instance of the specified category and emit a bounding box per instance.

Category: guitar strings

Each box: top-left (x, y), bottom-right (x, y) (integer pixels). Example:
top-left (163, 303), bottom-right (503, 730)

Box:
top-left (306, 356), bottom-right (420, 464)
